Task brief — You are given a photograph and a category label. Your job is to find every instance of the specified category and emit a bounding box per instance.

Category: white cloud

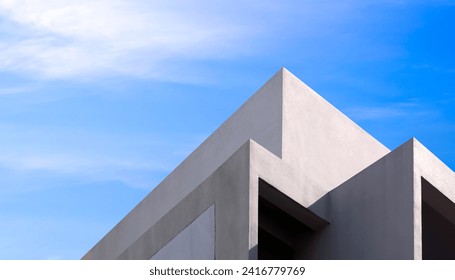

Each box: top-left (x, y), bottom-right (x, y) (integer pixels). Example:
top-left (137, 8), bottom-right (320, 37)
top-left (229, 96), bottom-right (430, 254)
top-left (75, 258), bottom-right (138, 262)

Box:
top-left (345, 101), bottom-right (439, 121)
top-left (0, 0), bottom-right (262, 79)
top-left (0, 123), bottom-right (206, 190)
top-left (0, 0), bottom-right (436, 81)
top-left (0, 152), bottom-right (169, 189)
top-left (0, 0), bottom-right (445, 81)
top-left (0, 85), bottom-right (36, 95)
top-left (0, 215), bottom-right (109, 259)
top-left (0, 153), bottom-right (167, 174)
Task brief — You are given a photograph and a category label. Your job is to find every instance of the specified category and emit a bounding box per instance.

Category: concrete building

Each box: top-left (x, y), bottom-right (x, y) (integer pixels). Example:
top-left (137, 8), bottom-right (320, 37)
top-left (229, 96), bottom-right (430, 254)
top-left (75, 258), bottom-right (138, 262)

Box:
top-left (83, 68), bottom-right (455, 260)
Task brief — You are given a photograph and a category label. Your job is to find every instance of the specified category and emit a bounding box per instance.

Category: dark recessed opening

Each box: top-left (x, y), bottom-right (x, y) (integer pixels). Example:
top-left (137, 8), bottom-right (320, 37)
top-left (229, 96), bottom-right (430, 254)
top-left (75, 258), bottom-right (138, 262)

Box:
top-left (421, 177), bottom-right (455, 260)
top-left (257, 179), bottom-right (328, 260)
top-left (258, 227), bottom-right (294, 259)
top-left (258, 196), bottom-right (315, 259)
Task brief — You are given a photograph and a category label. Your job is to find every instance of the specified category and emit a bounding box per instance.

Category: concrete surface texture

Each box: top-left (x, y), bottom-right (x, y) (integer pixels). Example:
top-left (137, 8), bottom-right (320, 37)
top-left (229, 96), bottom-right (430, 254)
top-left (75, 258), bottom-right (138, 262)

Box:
top-left (83, 68), bottom-right (455, 260)
top-left (150, 205), bottom-right (215, 260)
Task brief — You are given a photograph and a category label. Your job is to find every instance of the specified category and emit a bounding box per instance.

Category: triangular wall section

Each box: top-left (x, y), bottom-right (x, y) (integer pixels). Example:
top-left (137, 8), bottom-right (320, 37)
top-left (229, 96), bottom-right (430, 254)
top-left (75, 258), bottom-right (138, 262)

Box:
top-left (281, 68), bottom-right (390, 201)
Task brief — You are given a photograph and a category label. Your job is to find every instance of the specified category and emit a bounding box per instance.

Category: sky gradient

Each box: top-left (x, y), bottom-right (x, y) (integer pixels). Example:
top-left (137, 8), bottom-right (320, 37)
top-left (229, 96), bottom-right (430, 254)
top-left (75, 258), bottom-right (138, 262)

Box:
top-left (0, 0), bottom-right (454, 259)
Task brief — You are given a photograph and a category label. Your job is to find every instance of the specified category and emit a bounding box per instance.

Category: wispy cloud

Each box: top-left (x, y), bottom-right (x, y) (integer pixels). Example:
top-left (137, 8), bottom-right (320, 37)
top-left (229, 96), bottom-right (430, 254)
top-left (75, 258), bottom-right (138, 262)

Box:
top-left (0, 153), bottom-right (168, 174)
top-left (0, 0), bottom-right (432, 81)
top-left (0, 124), bottom-right (206, 190)
top-left (0, 215), bottom-right (109, 259)
top-left (0, 86), bottom-right (36, 95)
top-left (345, 100), bottom-right (438, 121)
top-left (0, 153), bottom-right (166, 189)
top-left (0, 0), bottom-right (269, 80)
top-left (411, 64), bottom-right (455, 73)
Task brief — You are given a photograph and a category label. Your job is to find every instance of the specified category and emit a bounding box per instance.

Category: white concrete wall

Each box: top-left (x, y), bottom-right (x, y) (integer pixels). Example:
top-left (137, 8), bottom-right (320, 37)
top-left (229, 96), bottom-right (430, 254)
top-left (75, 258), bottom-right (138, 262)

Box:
top-left (113, 140), bottom-right (253, 260)
top-left (412, 138), bottom-right (455, 259)
top-left (282, 69), bottom-right (390, 202)
top-left (150, 205), bottom-right (215, 260)
top-left (83, 70), bottom-right (283, 259)
top-left (84, 68), bottom-right (394, 260)
top-left (305, 140), bottom-right (415, 259)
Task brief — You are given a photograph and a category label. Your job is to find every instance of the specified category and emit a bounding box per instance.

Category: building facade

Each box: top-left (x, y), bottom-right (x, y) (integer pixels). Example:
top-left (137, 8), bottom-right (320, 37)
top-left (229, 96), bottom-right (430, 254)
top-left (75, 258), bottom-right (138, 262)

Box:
top-left (83, 68), bottom-right (455, 260)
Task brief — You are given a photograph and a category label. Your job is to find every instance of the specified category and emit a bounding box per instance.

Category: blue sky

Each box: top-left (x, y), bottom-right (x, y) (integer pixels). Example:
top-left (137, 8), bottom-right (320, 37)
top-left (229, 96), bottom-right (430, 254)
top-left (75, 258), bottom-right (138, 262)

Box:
top-left (0, 0), bottom-right (453, 259)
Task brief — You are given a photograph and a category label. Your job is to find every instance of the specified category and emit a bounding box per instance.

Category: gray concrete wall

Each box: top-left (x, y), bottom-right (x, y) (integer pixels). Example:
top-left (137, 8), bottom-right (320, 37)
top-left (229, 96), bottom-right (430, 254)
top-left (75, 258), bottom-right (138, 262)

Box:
top-left (282, 69), bottom-right (390, 203)
top-left (305, 140), bottom-right (415, 259)
top-left (150, 205), bottom-right (215, 260)
top-left (83, 68), bottom-right (396, 260)
top-left (411, 139), bottom-right (455, 259)
top-left (247, 140), bottom-right (332, 259)
top-left (83, 69), bottom-right (283, 259)
top-left (250, 137), bottom-right (455, 260)
top-left (106, 138), bottom-right (329, 260)
top-left (114, 140), bottom-right (253, 260)
top-left (298, 138), bottom-right (455, 260)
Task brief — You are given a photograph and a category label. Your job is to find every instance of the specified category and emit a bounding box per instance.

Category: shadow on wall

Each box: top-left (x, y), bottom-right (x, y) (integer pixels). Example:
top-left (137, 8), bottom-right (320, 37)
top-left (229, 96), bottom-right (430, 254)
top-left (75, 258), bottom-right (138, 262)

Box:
top-left (422, 177), bottom-right (455, 260)
top-left (257, 179), bottom-right (329, 260)
top-left (256, 177), bottom-right (455, 260)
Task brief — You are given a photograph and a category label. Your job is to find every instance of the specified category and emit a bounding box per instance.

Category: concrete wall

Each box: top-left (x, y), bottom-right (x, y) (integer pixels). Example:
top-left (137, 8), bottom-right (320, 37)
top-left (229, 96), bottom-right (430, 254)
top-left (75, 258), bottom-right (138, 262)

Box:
top-left (83, 68), bottom-right (400, 260)
top-left (304, 140), bottom-right (415, 259)
top-left (412, 139), bottom-right (455, 259)
top-left (294, 138), bottom-right (455, 260)
top-left (83, 70), bottom-right (283, 259)
top-left (104, 138), bottom-right (332, 260)
top-left (250, 137), bottom-right (455, 260)
top-left (114, 140), bottom-right (253, 260)
top-left (282, 69), bottom-right (389, 203)
top-left (150, 205), bottom-right (215, 260)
